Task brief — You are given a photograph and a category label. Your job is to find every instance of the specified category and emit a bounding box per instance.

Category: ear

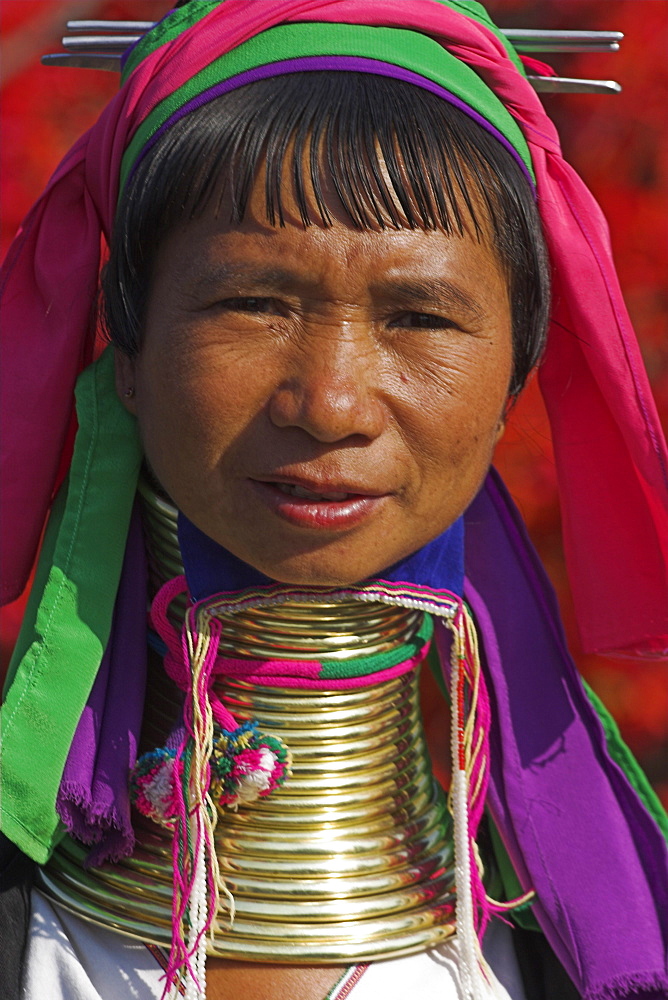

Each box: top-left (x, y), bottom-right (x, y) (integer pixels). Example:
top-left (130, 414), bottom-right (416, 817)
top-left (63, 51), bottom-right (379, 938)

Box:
top-left (495, 391), bottom-right (517, 444)
top-left (114, 348), bottom-right (138, 415)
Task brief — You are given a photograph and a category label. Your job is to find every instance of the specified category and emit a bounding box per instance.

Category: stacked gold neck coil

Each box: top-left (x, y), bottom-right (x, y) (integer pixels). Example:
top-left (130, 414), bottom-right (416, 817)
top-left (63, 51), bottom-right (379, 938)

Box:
top-left (215, 599), bottom-right (421, 660)
top-left (39, 475), bottom-right (456, 962)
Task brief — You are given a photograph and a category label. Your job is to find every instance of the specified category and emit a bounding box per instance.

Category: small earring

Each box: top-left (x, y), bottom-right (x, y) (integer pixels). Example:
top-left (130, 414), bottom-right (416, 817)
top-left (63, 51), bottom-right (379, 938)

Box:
top-left (124, 387), bottom-right (135, 398)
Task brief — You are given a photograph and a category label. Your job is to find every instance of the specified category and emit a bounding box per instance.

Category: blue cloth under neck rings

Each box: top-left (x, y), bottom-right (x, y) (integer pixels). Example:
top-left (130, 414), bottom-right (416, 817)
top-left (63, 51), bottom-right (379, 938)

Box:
top-left (177, 512), bottom-right (465, 601)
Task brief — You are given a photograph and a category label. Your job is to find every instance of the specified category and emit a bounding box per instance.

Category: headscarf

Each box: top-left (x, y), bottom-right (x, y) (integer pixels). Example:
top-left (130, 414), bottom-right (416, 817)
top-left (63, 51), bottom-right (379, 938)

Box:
top-left (1, 0), bottom-right (666, 652)
top-left (1, 3), bottom-right (667, 998)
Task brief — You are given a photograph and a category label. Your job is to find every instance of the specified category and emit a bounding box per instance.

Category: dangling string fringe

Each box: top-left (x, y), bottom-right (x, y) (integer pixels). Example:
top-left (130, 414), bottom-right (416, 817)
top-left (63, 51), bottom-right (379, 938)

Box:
top-left (163, 605), bottom-right (233, 1000)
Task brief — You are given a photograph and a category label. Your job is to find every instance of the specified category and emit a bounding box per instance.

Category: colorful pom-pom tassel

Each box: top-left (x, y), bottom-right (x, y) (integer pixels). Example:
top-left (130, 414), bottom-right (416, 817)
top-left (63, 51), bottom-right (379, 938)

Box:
top-left (210, 720), bottom-right (291, 810)
top-left (130, 721), bottom-right (291, 825)
top-left (130, 747), bottom-right (183, 827)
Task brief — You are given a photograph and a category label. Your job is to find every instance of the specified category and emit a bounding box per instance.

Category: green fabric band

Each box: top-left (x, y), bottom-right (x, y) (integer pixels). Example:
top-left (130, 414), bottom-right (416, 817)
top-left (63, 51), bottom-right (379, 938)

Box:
top-left (582, 680), bottom-right (668, 843)
top-left (120, 19), bottom-right (532, 192)
top-left (319, 612), bottom-right (434, 679)
top-left (0, 350), bottom-right (142, 862)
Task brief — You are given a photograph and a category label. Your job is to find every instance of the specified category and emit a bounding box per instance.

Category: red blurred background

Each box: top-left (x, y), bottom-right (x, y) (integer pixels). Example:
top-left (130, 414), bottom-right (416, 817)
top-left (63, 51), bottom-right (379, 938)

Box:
top-left (1, 1), bottom-right (667, 803)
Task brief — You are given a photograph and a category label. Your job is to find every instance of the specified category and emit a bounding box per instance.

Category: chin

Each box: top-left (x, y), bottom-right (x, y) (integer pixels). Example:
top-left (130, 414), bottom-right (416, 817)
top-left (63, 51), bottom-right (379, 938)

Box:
top-left (257, 559), bottom-right (369, 589)
top-left (243, 547), bottom-right (390, 588)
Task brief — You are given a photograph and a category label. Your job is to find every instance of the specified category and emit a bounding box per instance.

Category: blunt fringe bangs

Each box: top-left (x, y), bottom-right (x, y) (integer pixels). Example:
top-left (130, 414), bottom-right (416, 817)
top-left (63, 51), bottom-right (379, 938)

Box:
top-left (102, 71), bottom-right (550, 396)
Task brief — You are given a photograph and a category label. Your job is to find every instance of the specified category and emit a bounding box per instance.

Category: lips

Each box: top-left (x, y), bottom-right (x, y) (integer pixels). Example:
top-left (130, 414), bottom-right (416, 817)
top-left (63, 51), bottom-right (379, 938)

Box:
top-left (249, 476), bottom-right (388, 530)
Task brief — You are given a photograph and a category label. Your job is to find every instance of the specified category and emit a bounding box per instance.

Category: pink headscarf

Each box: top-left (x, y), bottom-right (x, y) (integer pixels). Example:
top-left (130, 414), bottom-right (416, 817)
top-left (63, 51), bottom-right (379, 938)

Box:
top-left (1, 0), bottom-right (667, 654)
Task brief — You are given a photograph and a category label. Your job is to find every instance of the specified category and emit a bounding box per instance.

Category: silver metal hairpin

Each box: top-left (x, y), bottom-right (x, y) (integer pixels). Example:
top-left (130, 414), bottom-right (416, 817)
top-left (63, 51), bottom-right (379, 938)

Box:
top-left (41, 22), bottom-right (623, 95)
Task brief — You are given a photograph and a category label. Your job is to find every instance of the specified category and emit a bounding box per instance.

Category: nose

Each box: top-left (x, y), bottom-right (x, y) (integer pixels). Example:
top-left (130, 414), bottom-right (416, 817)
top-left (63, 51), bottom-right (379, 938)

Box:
top-left (268, 326), bottom-right (387, 443)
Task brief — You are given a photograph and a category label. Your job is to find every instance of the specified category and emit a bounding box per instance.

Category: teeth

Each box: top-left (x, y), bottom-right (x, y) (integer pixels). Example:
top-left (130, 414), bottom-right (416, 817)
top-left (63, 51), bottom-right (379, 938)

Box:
top-left (278, 484), bottom-right (350, 501)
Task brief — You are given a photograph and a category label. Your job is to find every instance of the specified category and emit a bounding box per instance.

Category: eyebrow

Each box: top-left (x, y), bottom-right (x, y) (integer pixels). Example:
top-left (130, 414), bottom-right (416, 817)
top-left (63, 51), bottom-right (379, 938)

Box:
top-left (373, 277), bottom-right (486, 321)
top-left (189, 263), bottom-right (488, 321)
top-left (190, 263), bottom-right (296, 293)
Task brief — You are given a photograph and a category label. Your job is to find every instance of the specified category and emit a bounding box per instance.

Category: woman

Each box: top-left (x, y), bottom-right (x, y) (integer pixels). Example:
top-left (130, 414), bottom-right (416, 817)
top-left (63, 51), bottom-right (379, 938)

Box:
top-left (1, 2), bottom-right (667, 999)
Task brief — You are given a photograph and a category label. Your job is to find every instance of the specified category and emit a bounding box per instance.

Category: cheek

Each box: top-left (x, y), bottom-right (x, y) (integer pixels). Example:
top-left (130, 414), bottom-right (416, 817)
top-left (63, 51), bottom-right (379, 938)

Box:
top-left (396, 342), bottom-right (511, 476)
top-left (132, 359), bottom-right (219, 493)
top-left (136, 335), bottom-right (264, 438)
top-left (132, 336), bottom-right (287, 517)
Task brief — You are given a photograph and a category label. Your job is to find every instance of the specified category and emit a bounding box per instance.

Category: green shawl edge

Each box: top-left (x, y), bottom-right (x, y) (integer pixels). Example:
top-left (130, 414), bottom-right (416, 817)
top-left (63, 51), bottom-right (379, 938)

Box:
top-left (0, 350), bottom-right (142, 863)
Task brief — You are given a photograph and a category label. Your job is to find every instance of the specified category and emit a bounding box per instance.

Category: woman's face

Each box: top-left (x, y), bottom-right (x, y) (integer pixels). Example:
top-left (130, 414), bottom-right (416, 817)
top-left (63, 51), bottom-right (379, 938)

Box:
top-left (118, 177), bottom-right (513, 586)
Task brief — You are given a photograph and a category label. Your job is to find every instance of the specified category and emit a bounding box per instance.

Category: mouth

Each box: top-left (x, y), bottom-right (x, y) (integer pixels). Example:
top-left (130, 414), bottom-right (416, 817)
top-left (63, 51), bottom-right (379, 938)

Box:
top-left (249, 477), bottom-right (388, 530)
top-left (274, 483), bottom-right (358, 502)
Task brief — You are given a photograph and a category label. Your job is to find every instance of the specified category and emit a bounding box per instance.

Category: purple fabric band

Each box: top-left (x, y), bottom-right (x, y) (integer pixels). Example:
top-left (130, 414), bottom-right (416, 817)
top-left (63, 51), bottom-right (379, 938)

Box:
top-left (56, 506), bottom-right (147, 865)
top-left (131, 55), bottom-right (535, 189)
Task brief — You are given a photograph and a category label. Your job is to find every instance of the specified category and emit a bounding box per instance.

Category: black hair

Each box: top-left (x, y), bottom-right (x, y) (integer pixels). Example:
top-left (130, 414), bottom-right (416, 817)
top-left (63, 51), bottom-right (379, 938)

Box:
top-left (102, 71), bottom-right (550, 397)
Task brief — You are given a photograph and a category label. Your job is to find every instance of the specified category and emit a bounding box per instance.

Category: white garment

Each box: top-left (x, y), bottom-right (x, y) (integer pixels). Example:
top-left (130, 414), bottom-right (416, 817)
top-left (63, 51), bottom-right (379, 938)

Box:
top-left (22, 889), bottom-right (527, 1000)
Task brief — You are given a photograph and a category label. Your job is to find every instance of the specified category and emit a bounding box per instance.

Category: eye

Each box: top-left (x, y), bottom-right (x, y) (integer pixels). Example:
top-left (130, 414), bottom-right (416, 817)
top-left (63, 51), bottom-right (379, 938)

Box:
top-left (219, 297), bottom-right (282, 315)
top-left (389, 311), bottom-right (461, 331)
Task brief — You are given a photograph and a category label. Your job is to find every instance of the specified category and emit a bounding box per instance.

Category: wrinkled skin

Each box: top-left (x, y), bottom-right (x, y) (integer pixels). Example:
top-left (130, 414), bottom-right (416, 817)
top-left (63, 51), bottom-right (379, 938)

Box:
top-left (117, 177), bottom-right (512, 587)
